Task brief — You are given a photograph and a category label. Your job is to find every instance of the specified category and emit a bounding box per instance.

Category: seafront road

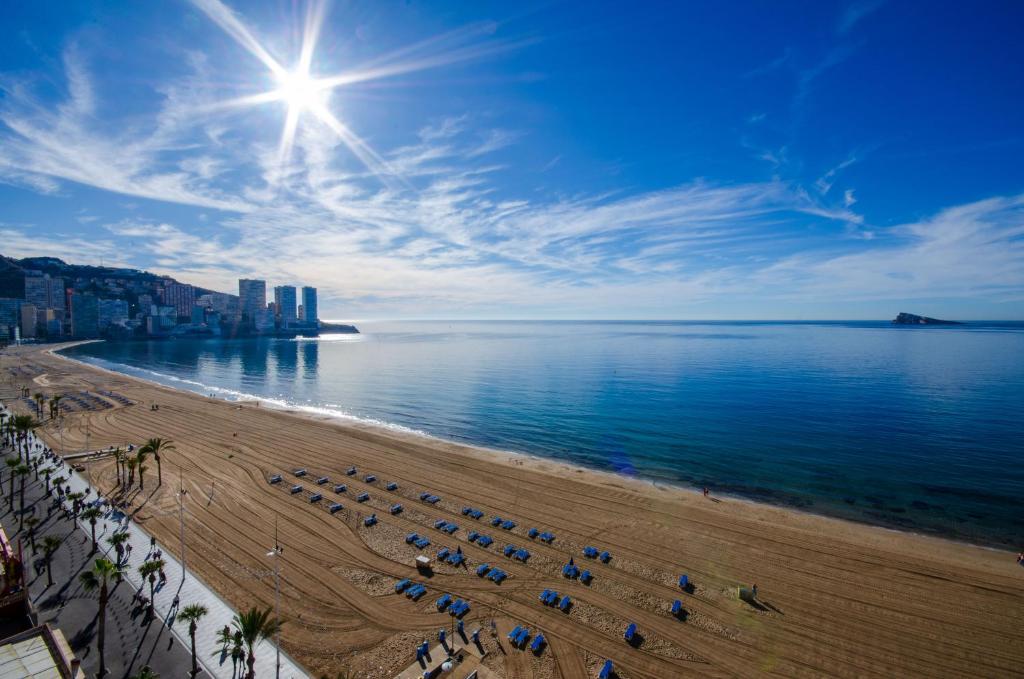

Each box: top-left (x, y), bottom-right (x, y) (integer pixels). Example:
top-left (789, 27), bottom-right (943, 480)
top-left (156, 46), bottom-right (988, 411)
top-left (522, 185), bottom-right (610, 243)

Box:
top-left (1, 420), bottom-right (309, 679)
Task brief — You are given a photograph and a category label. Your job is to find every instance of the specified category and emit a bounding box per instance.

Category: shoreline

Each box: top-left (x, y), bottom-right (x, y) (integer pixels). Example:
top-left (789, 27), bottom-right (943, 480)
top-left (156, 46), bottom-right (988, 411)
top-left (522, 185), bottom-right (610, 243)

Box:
top-left (54, 341), bottom-right (1015, 553)
top-left (4, 341), bottom-right (1020, 678)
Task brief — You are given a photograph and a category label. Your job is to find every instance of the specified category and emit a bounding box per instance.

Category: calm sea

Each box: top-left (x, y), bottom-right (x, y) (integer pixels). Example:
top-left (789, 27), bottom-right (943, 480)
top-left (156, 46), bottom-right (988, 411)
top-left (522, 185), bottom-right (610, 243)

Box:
top-left (64, 320), bottom-right (1024, 547)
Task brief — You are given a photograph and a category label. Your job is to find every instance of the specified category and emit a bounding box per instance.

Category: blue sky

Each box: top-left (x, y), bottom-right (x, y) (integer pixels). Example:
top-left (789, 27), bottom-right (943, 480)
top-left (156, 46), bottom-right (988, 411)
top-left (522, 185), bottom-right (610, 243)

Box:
top-left (1, 0), bottom-right (1022, 320)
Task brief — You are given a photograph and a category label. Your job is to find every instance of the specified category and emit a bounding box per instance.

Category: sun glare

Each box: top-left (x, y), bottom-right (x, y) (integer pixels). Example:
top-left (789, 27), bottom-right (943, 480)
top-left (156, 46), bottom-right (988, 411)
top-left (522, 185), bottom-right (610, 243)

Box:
top-left (276, 70), bottom-right (323, 112)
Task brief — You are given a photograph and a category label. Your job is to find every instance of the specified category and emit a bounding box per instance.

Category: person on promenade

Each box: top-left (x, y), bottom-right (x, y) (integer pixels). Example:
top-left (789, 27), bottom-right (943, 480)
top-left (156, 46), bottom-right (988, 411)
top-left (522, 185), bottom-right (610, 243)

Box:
top-left (752, 583), bottom-right (758, 599)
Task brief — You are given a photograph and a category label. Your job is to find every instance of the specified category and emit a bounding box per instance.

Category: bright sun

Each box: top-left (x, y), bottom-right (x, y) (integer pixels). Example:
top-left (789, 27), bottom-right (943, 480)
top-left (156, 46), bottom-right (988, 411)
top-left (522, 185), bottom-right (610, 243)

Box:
top-left (276, 70), bottom-right (323, 112)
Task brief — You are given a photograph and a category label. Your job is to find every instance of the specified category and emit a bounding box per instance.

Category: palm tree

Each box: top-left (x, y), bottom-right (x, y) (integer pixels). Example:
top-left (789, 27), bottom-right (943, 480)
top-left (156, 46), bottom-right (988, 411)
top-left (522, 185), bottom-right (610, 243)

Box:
top-left (139, 438), bottom-right (175, 488)
top-left (138, 464), bottom-right (149, 492)
top-left (33, 393), bottom-right (45, 420)
top-left (79, 558), bottom-right (124, 679)
top-left (42, 535), bottom-right (62, 587)
top-left (81, 506), bottom-right (103, 552)
top-left (108, 531), bottom-right (130, 565)
top-left (138, 559), bottom-right (164, 612)
top-left (12, 414), bottom-right (36, 463)
top-left (4, 458), bottom-right (17, 508)
top-left (179, 604), bottom-right (209, 677)
top-left (126, 457), bottom-right (138, 488)
top-left (232, 606), bottom-right (282, 679)
top-left (15, 463), bottom-right (29, 528)
top-left (42, 466), bottom-right (53, 494)
top-left (66, 491), bottom-right (85, 517)
top-left (112, 447), bottom-right (124, 486)
top-left (24, 516), bottom-right (39, 552)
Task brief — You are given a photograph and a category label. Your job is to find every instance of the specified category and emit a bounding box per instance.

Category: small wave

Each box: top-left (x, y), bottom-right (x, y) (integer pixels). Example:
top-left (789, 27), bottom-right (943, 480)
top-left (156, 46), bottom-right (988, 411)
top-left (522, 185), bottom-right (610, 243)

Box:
top-left (68, 355), bottom-right (432, 439)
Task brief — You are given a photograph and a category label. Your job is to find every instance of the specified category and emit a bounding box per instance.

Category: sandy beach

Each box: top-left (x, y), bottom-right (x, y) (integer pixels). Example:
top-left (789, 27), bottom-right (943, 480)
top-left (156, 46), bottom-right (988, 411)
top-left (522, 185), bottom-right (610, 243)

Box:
top-left (3, 342), bottom-right (1022, 678)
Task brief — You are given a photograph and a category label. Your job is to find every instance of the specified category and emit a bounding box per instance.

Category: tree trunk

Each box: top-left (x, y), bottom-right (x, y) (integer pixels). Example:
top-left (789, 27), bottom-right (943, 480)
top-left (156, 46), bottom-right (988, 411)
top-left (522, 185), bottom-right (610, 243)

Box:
top-left (189, 625), bottom-right (198, 677)
top-left (98, 585), bottom-right (108, 678)
top-left (246, 650), bottom-right (256, 679)
top-left (157, 458), bottom-right (162, 487)
top-left (46, 560), bottom-right (53, 587)
top-left (18, 476), bottom-right (26, 529)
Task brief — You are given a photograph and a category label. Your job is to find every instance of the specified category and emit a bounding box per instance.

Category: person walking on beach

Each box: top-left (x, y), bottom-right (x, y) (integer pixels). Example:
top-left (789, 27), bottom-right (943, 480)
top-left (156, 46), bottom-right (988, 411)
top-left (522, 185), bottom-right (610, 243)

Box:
top-left (703, 487), bottom-right (709, 498)
top-left (752, 583), bottom-right (758, 599)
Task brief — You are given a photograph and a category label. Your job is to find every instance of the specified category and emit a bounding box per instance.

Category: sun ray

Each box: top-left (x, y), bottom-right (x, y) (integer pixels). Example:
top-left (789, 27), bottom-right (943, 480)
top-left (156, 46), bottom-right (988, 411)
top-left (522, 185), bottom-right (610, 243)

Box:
top-left (189, 0), bottom-right (286, 77)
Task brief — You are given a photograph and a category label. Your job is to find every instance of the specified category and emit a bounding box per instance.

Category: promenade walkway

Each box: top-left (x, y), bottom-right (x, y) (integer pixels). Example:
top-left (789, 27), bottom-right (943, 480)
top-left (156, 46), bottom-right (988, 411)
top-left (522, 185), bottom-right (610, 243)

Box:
top-left (3, 410), bottom-right (310, 679)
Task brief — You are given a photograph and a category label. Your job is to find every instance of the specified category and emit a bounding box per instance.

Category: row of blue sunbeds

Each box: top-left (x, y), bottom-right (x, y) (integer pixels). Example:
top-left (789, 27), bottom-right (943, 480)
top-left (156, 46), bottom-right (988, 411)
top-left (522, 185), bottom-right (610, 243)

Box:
top-left (434, 593), bottom-right (471, 617)
top-left (475, 563), bottom-right (508, 583)
top-left (502, 544), bottom-right (531, 562)
top-left (507, 626), bottom-right (546, 653)
top-left (406, 532), bottom-right (431, 549)
top-left (538, 589), bottom-right (572, 612)
top-left (466, 531), bottom-right (494, 548)
top-left (582, 545), bottom-right (612, 562)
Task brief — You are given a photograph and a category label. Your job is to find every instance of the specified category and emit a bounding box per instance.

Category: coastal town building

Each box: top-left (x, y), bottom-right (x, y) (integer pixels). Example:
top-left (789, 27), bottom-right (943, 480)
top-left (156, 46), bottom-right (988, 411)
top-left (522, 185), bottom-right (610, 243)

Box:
top-left (162, 282), bottom-right (195, 320)
top-left (301, 286), bottom-right (318, 325)
top-left (69, 293), bottom-right (99, 338)
top-left (18, 304), bottom-right (36, 338)
top-left (239, 278), bottom-right (267, 325)
top-left (275, 285), bottom-right (298, 326)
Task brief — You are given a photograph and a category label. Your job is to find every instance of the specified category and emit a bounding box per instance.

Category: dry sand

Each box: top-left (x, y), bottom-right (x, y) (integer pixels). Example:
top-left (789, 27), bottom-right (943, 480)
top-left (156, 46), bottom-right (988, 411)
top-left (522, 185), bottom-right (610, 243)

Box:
top-left (3, 343), bottom-right (1022, 678)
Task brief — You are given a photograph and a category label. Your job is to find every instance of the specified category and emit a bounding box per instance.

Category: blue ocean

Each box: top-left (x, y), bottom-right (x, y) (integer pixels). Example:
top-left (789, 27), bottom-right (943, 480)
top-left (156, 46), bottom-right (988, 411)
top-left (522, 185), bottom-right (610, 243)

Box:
top-left (63, 320), bottom-right (1024, 547)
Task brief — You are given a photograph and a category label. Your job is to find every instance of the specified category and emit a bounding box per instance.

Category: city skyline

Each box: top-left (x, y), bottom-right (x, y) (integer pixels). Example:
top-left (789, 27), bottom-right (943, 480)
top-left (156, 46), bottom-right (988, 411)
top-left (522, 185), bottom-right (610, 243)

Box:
top-left (1, 1), bottom-right (1023, 320)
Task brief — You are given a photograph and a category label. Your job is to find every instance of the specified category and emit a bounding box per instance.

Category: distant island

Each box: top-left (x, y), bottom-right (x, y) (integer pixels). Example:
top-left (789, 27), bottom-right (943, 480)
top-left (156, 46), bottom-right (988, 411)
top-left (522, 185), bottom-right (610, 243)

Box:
top-left (892, 312), bottom-right (962, 326)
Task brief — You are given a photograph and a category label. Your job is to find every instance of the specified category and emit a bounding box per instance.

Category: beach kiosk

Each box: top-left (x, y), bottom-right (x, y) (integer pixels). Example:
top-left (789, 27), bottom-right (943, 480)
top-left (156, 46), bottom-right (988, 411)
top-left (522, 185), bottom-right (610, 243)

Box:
top-left (416, 555), bottom-right (432, 572)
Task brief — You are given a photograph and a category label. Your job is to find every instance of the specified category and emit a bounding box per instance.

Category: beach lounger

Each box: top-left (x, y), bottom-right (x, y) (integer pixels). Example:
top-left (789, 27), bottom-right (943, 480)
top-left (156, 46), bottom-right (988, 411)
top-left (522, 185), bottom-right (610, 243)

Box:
top-left (491, 516), bottom-right (503, 526)
top-left (357, 492), bottom-right (370, 502)
top-left (395, 578), bottom-right (411, 593)
top-left (504, 544), bottom-right (516, 557)
top-left (316, 476), bottom-right (329, 485)
top-left (583, 546), bottom-right (599, 558)
top-left (406, 533), bottom-right (419, 543)
top-left (290, 485), bottom-right (303, 494)
top-left (679, 574), bottom-right (689, 589)
top-left (539, 532), bottom-right (555, 543)
top-left (447, 552), bottom-right (465, 566)
top-left (530, 633), bottom-right (546, 653)
top-left (671, 599), bottom-right (682, 616)
top-left (408, 584), bottom-right (426, 600)
top-left (562, 563), bottom-right (579, 579)
top-left (309, 493), bottom-right (322, 503)
top-left (515, 627), bottom-right (530, 647)
top-left (501, 519), bottom-right (516, 530)
top-left (364, 474), bottom-right (377, 483)
top-left (468, 531), bottom-right (480, 542)
top-left (438, 547), bottom-right (450, 560)
top-left (436, 593), bottom-right (452, 611)
top-left (415, 537), bottom-right (431, 549)
top-left (293, 468), bottom-right (307, 477)
top-left (269, 475), bottom-right (282, 484)
top-left (429, 495), bottom-right (441, 504)
top-left (477, 535), bottom-right (494, 548)
top-left (476, 563), bottom-right (491, 576)
top-left (528, 527), bottom-right (539, 538)
top-left (599, 550), bottom-right (611, 563)
top-left (334, 484), bottom-right (347, 493)
top-left (624, 623), bottom-right (637, 643)
top-left (363, 514), bottom-right (378, 526)
top-left (514, 549), bottom-right (530, 562)
top-left (580, 570), bottom-right (592, 583)
top-left (346, 467), bottom-right (357, 476)
top-left (539, 589), bottom-right (551, 603)
top-left (470, 509), bottom-right (484, 519)
top-left (329, 503), bottom-right (343, 514)
top-left (599, 660), bottom-right (613, 679)
top-left (443, 523), bottom-right (458, 534)
top-left (559, 595), bottom-right (571, 611)
top-left (508, 626), bottom-right (522, 643)
top-left (462, 506), bottom-right (472, 515)
top-left (386, 482), bottom-right (398, 491)
top-left (435, 519), bottom-right (447, 529)
top-left (420, 492), bottom-right (430, 500)
top-left (390, 503), bottom-right (403, 514)
top-left (490, 569), bottom-right (507, 584)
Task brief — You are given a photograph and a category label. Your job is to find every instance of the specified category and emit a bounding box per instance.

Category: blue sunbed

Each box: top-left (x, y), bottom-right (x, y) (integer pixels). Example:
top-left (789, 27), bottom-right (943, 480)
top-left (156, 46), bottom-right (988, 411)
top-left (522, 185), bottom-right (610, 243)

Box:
top-left (563, 564), bottom-right (579, 579)
top-left (390, 503), bottom-right (403, 514)
top-left (329, 503), bottom-right (343, 514)
top-left (491, 516), bottom-right (502, 526)
top-left (503, 544), bottom-right (516, 557)
top-left (395, 578), bottom-right (411, 593)
top-left (679, 574), bottom-right (689, 589)
top-left (476, 563), bottom-right (491, 576)
top-left (386, 482), bottom-right (398, 491)
top-left (356, 492), bottom-right (369, 502)
top-left (363, 514), bottom-right (378, 526)
top-left (599, 660), bottom-right (613, 679)
top-left (346, 467), bottom-right (357, 476)
top-left (468, 531), bottom-right (480, 542)
top-left (269, 475), bottom-right (282, 484)
top-left (583, 546), bottom-right (599, 558)
top-left (514, 549), bottom-right (530, 562)
top-left (501, 519), bottom-right (516, 530)
top-left (414, 537), bottom-right (431, 549)
top-left (477, 536), bottom-right (494, 548)
top-left (438, 547), bottom-right (450, 560)
top-left (671, 599), bottom-right (683, 616)
top-left (436, 593), bottom-right (452, 611)
top-left (334, 484), bottom-right (347, 493)
top-left (309, 493), bottom-right (322, 503)
top-left (364, 474), bottom-right (376, 483)
top-left (528, 527), bottom-right (539, 538)
top-left (530, 633), bottom-right (546, 653)
top-left (599, 550), bottom-right (611, 563)
top-left (406, 532), bottom-right (419, 544)
top-left (293, 469), bottom-right (307, 477)
top-left (539, 532), bottom-right (555, 543)
top-left (290, 485), bottom-right (303, 494)
top-left (580, 570), bottom-right (592, 583)
top-left (624, 623), bottom-right (637, 643)
top-left (559, 595), bottom-right (571, 611)
top-left (316, 476), bottom-right (328, 485)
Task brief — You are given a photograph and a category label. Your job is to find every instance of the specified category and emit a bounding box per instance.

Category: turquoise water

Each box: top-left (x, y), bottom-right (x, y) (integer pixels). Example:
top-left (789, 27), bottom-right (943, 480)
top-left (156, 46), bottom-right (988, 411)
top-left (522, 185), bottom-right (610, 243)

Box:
top-left (64, 320), bottom-right (1024, 547)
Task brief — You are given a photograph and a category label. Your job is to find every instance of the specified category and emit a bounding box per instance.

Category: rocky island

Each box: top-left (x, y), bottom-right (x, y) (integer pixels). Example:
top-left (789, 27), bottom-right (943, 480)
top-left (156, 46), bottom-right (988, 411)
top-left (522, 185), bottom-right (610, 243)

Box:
top-left (892, 312), bottom-right (962, 325)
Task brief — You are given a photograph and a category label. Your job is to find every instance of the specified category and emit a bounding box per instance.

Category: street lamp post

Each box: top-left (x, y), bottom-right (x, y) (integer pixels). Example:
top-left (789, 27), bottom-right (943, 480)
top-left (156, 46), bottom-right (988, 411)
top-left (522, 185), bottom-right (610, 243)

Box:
top-left (266, 514), bottom-right (282, 679)
top-left (178, 468), bottom-right (188, 581)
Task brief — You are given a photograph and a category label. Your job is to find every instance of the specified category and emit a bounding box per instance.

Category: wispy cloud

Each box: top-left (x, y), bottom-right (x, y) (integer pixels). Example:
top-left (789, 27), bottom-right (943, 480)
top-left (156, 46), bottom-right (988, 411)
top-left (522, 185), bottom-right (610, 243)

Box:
top-left (839, 0), bottom-right (886, 34)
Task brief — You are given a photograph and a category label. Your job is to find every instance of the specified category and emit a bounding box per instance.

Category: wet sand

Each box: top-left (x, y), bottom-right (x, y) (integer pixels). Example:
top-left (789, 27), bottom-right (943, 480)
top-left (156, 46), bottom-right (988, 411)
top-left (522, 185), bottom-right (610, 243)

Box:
top-left (3, 343), bottom-right (1022, 678)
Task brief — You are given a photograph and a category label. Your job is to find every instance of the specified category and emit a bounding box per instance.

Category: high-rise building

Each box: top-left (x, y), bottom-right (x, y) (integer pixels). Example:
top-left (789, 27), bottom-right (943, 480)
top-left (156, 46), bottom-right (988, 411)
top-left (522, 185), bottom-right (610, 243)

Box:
top-left (0, 298), bottom-right (20, 339)
top-left (238, 279), bottom-right (267, 324)
top-left (301, 286), bottom-right (318, 325)
top-left (24, 274), bottom-right (66, 312)
top-left (70, 293), bottom-right (99, 338)
top-left (19, 304), bottom-right (37, 338)
top-left (162, 283), bottom-right (195, 319)
top-left (274, 285), bottom-right (297, 326)
top-left (97, 299), bottom-right (130, 330)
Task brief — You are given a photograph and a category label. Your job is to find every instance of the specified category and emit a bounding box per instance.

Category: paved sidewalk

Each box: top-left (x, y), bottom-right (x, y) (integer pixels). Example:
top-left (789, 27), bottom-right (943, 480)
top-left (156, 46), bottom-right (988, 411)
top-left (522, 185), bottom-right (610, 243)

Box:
top-left (4, 417), bottom-right (310, 679)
